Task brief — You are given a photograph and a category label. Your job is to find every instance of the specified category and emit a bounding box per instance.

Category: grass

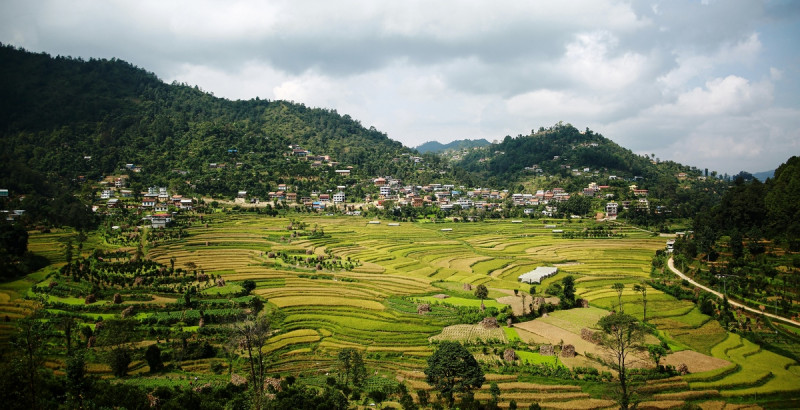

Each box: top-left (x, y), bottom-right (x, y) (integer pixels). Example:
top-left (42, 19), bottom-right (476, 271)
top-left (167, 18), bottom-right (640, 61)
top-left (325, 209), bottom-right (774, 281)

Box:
top-left (503, 326), bottom-right (521, 342)
top-left (412, 296), bottom-right (508, 309)
top-left (201, 284), bottom-right (243, 295)
top-left (517, 350), bottom-right (564, 366)
top-left (430, 324), bottom-right (506, 343)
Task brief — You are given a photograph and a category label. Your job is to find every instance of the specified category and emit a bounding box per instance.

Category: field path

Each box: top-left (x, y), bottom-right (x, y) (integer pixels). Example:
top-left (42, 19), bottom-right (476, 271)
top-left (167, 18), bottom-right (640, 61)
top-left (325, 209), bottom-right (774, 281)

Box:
top-left (667, 257), bottom-right (800, 327)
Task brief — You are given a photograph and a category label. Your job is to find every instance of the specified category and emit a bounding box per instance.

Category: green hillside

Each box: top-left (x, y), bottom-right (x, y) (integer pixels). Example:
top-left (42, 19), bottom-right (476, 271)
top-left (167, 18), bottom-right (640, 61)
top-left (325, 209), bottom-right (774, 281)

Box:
top-left (457, 122), bottom-right (694, 182)
top-left (0, 44), bottom-right (416, 198)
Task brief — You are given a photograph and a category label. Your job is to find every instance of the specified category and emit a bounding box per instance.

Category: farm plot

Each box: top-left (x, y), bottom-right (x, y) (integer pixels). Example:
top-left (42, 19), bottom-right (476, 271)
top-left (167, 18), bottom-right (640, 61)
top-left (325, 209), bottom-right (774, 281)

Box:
top-left (662, 350), bottom-right (731, 374)
top-left (412, 296), bottom-right (509, 310)
top-left (688, 333), bottom-right (800, 396)
top-left (430, 324), bottom-right (507, 343)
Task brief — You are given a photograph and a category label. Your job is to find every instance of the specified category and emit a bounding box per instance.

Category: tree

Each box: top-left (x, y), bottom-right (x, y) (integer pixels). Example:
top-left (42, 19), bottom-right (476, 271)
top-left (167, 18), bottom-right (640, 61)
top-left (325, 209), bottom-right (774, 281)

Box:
top-left (249, 296), bottom-right (264, 315)
top-left (474, 284), bottom-right (488, 301)
top-left (109, 348), bottom-right (132, 377)
top-left (521, 293), bottom-right (527, 316)
top-left (597, 313), bottom-right (644, 409)
top-left (729, 231), bottom-right (744, 260)
top-left (145, 344), bottom-right (164, 372)
top-left (416, 389), bottom-right (429, 407)
top-left (65, 349), bottom-right (88, 407)
top-left (241, 279), bottom-right (257, 295)
top-left (234, 314), bottom-right (272, 409)
top-left (632, 284), bottom-right (648, 321)
top-left (95, 318), bottom-right (136, 378)
top-left (399, 390), bottom-right (417, 410)
top-left (336, 348), bottom-right (366, 387)
top-left (560, 275), bottom-right (576, 309)
top-left (647, 344), bottom-right (667, 371)
top-left (489, 381), bottom-right (501, 407)
top-left (12, 318), bottom-right (51, 410)
top-left (612, 283), bottom-right (625, 312)
top-left (65, 237), bottom-right (74, 265)
top-left (59, 316), bottom-right (76, 354)
top-left (424, 341), bottom-right (485, 407)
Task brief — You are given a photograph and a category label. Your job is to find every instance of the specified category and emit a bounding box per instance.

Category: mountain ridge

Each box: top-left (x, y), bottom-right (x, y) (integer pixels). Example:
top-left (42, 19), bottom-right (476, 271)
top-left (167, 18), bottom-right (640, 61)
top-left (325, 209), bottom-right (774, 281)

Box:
top-left (415, 138), bottom-right (491, 154)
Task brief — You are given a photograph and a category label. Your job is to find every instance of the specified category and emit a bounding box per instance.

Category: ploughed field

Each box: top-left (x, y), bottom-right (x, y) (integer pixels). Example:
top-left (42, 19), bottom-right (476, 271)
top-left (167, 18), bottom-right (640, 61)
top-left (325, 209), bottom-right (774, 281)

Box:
top-left (4, 214), bottom-right (800, 408)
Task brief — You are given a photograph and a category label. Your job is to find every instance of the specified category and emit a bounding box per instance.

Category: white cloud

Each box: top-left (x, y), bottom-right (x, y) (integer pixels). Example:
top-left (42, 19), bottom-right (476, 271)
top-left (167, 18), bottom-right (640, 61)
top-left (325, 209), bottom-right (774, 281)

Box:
top-left (506, 89), bottom-right (617, 121)
top-left (0, 0), bottom-right (798, 172)
top-left (559, 31), bottom-right (649, 91)
top-left (651, 75), bottom-right (773, 117)
top-left (657, 33), bottom-right (762, 92)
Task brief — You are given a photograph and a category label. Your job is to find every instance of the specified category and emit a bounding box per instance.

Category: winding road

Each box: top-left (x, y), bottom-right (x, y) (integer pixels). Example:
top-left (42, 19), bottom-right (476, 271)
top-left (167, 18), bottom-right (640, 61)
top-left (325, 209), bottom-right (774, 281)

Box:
top-left (667, 257), bottom-right (800, 328)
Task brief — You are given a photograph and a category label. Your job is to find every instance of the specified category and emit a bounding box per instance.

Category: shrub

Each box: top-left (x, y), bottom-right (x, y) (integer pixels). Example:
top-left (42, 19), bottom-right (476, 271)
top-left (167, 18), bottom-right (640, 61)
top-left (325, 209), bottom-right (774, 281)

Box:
top-left (145, 344), bottom-right (164, 372)
top-left (109, 348), bottom-right (131, 377)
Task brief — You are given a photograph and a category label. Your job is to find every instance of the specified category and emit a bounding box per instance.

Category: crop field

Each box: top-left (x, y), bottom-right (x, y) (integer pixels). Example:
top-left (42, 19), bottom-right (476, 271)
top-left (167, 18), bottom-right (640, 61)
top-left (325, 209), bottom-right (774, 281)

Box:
top-left (4, 213), bottom-right (799, 407)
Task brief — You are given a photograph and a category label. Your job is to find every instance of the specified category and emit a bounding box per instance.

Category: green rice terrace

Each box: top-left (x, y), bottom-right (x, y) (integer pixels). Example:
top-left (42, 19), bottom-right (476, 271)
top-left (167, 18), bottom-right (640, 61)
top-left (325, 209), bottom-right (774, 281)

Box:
top-left (2, 214), bottom-right (799, 409)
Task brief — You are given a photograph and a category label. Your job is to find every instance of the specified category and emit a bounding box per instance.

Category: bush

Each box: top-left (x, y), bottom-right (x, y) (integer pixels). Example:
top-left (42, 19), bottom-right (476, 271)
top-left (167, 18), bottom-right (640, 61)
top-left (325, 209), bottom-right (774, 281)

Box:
top-left (145, 344), bottom-right (163, 372)
top-left (109, 348), bottom-right (131, 377)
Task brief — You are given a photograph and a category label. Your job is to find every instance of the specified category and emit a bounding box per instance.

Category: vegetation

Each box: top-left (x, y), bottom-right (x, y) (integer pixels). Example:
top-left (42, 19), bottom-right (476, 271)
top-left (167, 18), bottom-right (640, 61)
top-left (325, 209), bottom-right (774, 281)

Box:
top-left (424, 341), bottom-right (485, 407)
top-left (597, 312), bottom-right (644, 410)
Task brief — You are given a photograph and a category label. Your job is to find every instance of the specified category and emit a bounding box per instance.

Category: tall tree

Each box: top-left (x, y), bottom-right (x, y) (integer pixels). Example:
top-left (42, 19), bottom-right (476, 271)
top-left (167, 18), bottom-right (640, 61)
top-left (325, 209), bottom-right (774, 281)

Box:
top-left (597, 313), bottom-right (644, 409)
top-left (632, 284), bottom-right (648, 322)
top-left (647, 344), bottom-right (667, 371)
top-left (234, 314), bottom-right (272, 409)
top-left (560, 275), bottom-right (576, 309)
top-left (12, 318), bottom-right (52, 410)
top-left (65, 349), bottom-right (88, 407)
top-left (612, 283), bottom-right (625, 312)
top-left (337, 348), bottom-right (366, 388)
top-left (424, 341), bottom-right (485, 407)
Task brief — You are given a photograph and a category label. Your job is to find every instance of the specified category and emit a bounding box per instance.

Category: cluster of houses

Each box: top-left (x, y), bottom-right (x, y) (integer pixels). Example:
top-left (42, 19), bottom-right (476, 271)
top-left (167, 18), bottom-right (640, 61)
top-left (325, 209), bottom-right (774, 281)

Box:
top-left (603, 184), bottom-right (652, 218)
top-left (288, 144), bottom-right (351, 170)
top-left (228, 174), bottom-right (665, 220)
top-left (97, 180), bottom-right (194, 228)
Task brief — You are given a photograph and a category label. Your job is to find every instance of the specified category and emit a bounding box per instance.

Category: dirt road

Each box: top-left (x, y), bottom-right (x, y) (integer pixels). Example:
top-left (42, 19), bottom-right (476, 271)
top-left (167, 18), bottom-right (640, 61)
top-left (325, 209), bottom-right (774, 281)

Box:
top-left (667, 257), bottom-right (800, 327)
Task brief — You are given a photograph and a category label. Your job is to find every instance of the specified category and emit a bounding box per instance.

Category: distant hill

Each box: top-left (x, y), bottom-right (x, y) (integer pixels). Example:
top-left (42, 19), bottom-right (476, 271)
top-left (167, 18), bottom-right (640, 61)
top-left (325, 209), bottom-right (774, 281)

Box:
top-left (415, 138), bottom-right (491, 154)
top-left (456, 122), bottom-right (698, 183)
top-left (752, 169), bottom-right (775, 181)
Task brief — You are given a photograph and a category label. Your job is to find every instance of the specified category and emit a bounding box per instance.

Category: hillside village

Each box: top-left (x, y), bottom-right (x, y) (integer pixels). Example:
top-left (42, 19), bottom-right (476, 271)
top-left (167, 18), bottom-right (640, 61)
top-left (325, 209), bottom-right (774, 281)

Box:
top-left (86, 141), bottom-right (707, 229)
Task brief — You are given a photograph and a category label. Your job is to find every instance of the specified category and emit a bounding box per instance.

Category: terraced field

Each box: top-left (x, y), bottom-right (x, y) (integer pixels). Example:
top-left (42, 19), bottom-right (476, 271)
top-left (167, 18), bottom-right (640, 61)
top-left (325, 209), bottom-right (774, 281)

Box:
top-left (4, 214), bottom-right (799, 407)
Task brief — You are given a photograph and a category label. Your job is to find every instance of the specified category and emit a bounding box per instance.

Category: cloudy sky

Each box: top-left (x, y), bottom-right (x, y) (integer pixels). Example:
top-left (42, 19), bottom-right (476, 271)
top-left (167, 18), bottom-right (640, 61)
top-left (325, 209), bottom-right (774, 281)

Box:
top-left (2, 0), bottom-right (799, 174)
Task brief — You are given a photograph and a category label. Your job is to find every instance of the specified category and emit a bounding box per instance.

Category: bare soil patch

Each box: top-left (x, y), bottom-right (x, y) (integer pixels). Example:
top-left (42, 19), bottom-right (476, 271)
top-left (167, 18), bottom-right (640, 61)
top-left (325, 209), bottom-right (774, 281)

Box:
top-left (663, 350), bottom-right (732, 374)
top-left (496, 295), bottom-right (524, 316)
top-left (514, 319), bottom-right (652, 369)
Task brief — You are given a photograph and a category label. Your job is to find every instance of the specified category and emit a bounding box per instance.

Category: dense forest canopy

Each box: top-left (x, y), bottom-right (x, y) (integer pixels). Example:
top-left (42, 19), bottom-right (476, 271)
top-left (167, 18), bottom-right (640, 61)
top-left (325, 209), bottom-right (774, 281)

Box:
top-left (695, 155), bottom-right (800, 244)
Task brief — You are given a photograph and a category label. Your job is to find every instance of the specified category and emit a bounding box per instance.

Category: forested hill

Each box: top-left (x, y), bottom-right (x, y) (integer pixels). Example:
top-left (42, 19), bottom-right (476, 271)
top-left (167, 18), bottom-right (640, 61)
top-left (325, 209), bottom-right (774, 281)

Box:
top-left (456, 122), bottom-right (696, 184)
top-left (696, 155), bottom-right (800, 243)
top-left (0, 44), bottom-right (412, 197)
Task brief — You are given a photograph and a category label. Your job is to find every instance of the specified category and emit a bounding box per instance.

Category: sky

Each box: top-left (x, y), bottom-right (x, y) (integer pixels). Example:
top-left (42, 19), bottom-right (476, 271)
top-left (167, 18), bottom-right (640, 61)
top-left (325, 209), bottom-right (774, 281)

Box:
top-left (2, 0), bottom-right (799, 174)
